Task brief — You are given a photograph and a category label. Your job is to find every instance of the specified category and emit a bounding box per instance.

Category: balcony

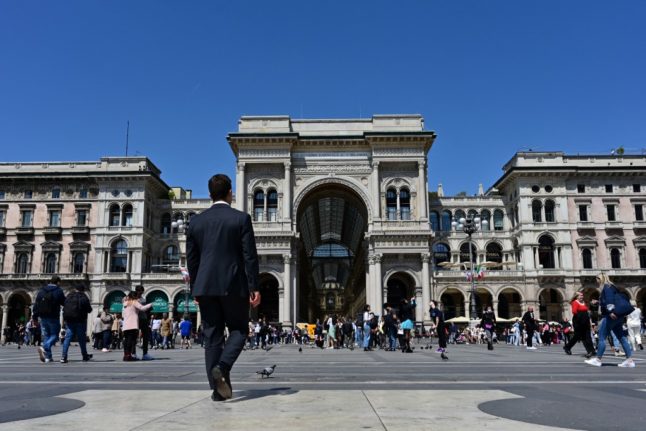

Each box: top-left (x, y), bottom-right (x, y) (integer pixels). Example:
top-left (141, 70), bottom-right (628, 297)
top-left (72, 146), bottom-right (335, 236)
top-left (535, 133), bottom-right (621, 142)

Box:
top-left (43, 226), bottom-right (62, 235)
top-left (141, 273), bottom-right (183, 281)
top-left (0, 227), bottom-right (5, 236)
top-left (604, 221), bottom-right (623, 230)
top-left (15, 227), bottom-right (34, 235)
top-left (0, 273), bottom-right (88, 281)
top-left (71, 226), bottom-right (90, 234)
top-left (100, 273), bottom-right (131, 281)
top-left (576, 221), bottom-right (595, 230)
top-left (633, 221), bottom-right (646, 229)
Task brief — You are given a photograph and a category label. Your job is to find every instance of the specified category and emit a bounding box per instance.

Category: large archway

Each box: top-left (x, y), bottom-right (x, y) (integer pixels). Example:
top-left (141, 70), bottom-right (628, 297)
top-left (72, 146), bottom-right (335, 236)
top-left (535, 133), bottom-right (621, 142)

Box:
top-left (386, 272), bottom-right (416, 313)
top-left (440, 288), bottom-right (465, 320)
top-left (497, 288), bottom-right (522, 319)
top-left (474, 288), bottom-right (493, 319)
top-left (255, 273), bottom-right (279, 323)
top-left (7, 291), bottom-right (31, 328)
top-left (296, 183), bottom-right (368, 323)
top-left (539, 288), bottom-right (564, 321)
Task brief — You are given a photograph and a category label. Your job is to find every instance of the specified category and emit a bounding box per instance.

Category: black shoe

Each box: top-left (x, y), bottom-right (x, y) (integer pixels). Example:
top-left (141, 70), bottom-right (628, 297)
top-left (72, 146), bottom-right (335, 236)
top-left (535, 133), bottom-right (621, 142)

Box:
top-left (640, 344), bottom-right (644, 351)
top-left (584, 352), bottom-right (594, 359)
top-left (211, 390), bottom-right (225, 402)
top-left (83, 354), bottom-right (93, 362)
top-left (211, 366), bottom-right (232, 400)
top-left (563, 347), bottom-right (572, 355)
top-left (60, 358), bottom-right (68, 364)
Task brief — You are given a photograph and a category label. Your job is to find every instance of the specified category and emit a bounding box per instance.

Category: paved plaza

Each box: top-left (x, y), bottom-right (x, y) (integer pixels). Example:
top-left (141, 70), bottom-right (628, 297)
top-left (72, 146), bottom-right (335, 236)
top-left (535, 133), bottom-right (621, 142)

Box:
top-left (0, 341), bottom-right (644, 430)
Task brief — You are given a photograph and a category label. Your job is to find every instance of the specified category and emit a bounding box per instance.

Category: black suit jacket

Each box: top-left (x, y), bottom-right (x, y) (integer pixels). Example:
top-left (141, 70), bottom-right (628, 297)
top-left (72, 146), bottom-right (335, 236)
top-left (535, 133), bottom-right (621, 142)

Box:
top-left (186, 203), bottom-right (259, 297)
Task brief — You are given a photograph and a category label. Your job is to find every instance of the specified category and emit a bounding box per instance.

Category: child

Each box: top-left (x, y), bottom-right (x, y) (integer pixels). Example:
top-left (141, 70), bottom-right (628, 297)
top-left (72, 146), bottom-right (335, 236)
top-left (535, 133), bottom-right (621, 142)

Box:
top-left (122, 291), bottom-right (152, 361)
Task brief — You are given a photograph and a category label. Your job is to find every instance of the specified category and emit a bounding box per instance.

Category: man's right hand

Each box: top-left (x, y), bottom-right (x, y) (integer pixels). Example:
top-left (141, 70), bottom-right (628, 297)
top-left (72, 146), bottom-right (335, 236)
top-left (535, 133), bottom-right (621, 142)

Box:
top-left (250, 291), bottom-right (261, 308)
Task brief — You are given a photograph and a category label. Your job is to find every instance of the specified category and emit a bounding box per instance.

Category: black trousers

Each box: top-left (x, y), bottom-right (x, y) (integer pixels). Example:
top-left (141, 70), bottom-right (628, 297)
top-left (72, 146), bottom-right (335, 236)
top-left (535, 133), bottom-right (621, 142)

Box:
top-left (565, 315), bottom-right (595, 354)
top-left (526, 330), bottom-right (534, 347)
top-left (198, 295), bottom-right (249, 390)
top-left (123, 329), bottom-right (138, 357)
top-left (437, 322), bottom-right (447, 349)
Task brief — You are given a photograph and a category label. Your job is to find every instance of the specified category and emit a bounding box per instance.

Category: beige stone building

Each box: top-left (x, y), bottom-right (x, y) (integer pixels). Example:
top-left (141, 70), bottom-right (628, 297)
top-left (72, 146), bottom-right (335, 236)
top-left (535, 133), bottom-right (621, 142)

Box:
top-left (1, 117), bottom-right (645, 342)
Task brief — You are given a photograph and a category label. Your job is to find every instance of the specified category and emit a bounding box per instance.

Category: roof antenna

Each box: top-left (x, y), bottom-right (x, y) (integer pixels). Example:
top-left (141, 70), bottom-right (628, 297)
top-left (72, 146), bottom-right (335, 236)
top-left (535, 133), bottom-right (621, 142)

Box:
top-left (125, 120), bottom-right (130, 156)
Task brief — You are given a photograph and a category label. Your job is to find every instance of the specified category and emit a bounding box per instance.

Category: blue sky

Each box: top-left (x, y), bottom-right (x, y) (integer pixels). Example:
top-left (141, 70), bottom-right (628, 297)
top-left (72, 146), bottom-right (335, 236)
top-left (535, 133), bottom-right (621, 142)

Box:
top-left (1, 1), bottom-right (645, 197)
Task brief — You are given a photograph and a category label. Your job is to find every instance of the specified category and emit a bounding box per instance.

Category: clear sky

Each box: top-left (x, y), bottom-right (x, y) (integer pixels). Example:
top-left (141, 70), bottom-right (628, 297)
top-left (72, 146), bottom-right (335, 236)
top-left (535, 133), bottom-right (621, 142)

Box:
top-left (1, 1), bottom-right (645, 197)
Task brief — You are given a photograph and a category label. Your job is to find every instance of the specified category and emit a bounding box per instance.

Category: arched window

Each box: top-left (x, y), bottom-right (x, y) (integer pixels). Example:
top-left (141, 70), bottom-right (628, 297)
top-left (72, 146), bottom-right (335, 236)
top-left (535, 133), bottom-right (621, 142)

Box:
top-left (161, 213), bottom-right (171, 234)
top-left (459, 242), bottom-right (477, 263)
top-left (610, 248), bottom-right (621, 269)
top-left (121, 204), bottom-right (133, 227)
top-left (163, 245), bottom-right (179, 267)
top-left (441, 210), bottom-right (452, 232)
top-left (532, 200), bottom-right (542, 223)
top-left (480, 210), bottom-right (491, 231)
top-left (582, 248), bottom-right (593, 269)
top-left (16, 253), bottom-right (29, 274)
top-left (44, 253), bottom-right (57, 274)
top-left (253, 190), bottom-right (265, 221)
top-left (400, 188), bottom-right (411, 220)
top-left (544, 200), bottom-right (555, 222)
top-left (538, 235), bottom-right (555, 269)
top-left (326, 293), bottom-right (336, 311)
top-left (110, 240), bottom-right (128, 273)
top-left (172, 213), bottom-right (184, 233)
top-left (109, 204), bottom-right (121, 227)
top-left (267, 189), bottom-right (278, 222)
top-left (386, 188), bottom-right (397, 221)
top-left (486, 242), bottom-right (503, 264)
top-left (493, 209), bottom-right (504, 231)
top-left (73, 253), bottom-right (85, 274)
top-left (433, 243), bottom-right (451, 269)
top-left (640, 248), bottom-right (646, 269)
top-left (430, 211), bottom-right (440, 231)
top-left (455, 210), bottom-right (466, 222)
top-left (467, 209), bottom-right (477, 221)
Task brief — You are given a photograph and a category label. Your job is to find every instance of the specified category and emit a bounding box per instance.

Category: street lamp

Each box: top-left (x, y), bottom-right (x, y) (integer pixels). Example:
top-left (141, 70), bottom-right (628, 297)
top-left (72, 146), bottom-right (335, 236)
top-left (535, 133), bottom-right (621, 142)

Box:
top-left (171, 218), bottom-right (190, 316)
top-left (452, 213), bottom-right (488, 321)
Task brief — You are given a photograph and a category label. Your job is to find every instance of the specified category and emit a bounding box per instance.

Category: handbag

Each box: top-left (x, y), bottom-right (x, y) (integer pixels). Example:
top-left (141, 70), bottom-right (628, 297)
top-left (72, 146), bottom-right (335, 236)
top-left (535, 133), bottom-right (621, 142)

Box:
top-left (613, 288), bottom-right (634, 317)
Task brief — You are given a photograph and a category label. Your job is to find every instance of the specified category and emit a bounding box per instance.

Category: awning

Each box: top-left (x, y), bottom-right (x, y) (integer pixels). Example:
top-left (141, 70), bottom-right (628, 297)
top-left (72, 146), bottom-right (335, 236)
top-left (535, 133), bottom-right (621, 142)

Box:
top-left (176, 294), bottom-right (197, 313)
top-left (105, 291), bottom-right (126, 313)
top-left (146, 291), bottom-right (169, 313)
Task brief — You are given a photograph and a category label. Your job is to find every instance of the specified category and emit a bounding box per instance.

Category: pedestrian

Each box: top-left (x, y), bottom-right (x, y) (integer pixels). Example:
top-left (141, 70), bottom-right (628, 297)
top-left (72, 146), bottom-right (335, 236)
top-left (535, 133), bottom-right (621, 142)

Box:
top-left (399, 297), bottom-right (416, 353)
top-left (186, 173), bottom-right (261, 402)
top-left (121, 291), bottom-right (153, 361)
top-left (92, 314), bottom-right (103, 350)
top-left (626, 300), bottom-right (643, 351)
top-left (160, 313), bottom-right (173, 349)
top-left (180, 315), bottom-right (193, 349)
top-left (151, 314), bottom-right (162, 349)
top-left (99, 306), bottom-right (114, 352)
top-left (33, 276), bottom-right (66, 363)
top-left (481, 306), bottom-right (496, 351)
top-left (522, 306), bottom-right (538, 350)
top-left (585, 273), bottom-right (635, 368)
top-left (563, 290), bottom-right (595, 358)
top-left (134, 285), bottom-right (154, 360)
top-left (430, 300), bottom-right (448, 360)
top-left (61, 285), bottom-right (93, 363)
top-left (362, 305), bottom-right (372, 351)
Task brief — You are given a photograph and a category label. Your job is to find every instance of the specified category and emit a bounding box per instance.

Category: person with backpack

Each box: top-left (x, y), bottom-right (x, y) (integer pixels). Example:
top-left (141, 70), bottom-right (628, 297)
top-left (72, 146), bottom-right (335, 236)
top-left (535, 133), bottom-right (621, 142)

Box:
top-left (480, 306), bottom-right (497, 351)
top-left (61, 285), bottom-right (94, 363)
top-left (585, 273), bottom-right (635, 368)
top-left (33, 276), bottom-right (66, 363)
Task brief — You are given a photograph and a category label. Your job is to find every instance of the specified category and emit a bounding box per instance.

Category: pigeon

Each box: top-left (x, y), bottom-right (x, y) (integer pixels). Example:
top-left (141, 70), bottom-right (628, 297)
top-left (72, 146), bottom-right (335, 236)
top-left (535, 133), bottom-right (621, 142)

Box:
top-left (441, 352), bottom-right (448, 361)
top-left (298, 347), bottom-right (302, 353)
top-left (263, 346), bottom-right (273, 352)
top-left (257, 365), bottom-right (276, 378)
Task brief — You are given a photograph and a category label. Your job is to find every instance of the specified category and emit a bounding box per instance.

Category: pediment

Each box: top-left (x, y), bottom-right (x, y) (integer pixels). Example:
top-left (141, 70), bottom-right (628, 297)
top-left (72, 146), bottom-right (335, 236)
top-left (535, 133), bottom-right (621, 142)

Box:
top-left (12, 240), bottom-right (34, 252)
top-left (576, 236), bottom-right (597, 246)
top-left (633, 236), bottom-right (646, 247)
top-left (604, 235), bottom-right (626, 246)
top-left (40, 240), bottom-right (62, 252)
top-left (69, 241), bottom-right (91, 251)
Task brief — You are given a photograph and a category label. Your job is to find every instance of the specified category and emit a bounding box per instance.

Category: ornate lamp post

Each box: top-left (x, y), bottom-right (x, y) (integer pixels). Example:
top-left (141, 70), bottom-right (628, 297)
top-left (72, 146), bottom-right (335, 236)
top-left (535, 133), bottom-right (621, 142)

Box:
top-left (172, 218), bottom-right (190, 316)
top-left (452, 213), bottom-right (488, 320)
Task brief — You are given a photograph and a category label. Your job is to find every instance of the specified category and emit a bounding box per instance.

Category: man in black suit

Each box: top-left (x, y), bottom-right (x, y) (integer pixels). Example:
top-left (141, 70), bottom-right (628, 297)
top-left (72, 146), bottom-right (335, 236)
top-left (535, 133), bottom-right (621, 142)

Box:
top-left (186, 174), bottom-right (261, 401)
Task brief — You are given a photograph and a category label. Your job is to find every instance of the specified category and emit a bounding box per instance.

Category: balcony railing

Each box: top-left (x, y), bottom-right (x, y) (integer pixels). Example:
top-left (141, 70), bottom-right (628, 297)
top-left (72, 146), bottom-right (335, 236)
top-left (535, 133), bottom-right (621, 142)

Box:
top-left (0, 273), bottom-right (88, 281)
top-left (15, 227), bottom-right (34, 235)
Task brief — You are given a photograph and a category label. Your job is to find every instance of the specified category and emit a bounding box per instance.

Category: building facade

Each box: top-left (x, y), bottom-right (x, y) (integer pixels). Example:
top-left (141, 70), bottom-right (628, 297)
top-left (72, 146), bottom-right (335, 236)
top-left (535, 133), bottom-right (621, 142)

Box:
top-left (1, 117), bottom-right (645, 342)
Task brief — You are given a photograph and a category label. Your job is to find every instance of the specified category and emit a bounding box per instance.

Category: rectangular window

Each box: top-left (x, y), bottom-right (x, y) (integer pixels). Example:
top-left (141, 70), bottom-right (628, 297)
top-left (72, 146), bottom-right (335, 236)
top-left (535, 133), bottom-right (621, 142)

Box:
top-left (605, 184), bottom-right (613, 193)
top-left (21, 210), bottom-right (33, 227)
top-left (387, 207), bottom-right (397, 221)
top-left (268, 207), bottom-right (277, 222)
top-left (77, 210), bottom-right (88, 226)
top-left (0, 191), bottom-right (5, 200)
top-left (49, 210), bottom-right (61, 227)
top-left (607, 205), bottom-right (616, 222)
top-left (636, 204), bottom-right (644, 222)
top-left (577, 184), bottom-right (585, 193)
top-left (634, 184), bottom-right (641, 193)
top-left (79, 189), bottom-right (88, 199)
top-left (254, 208), bottom-right (264, 222)
top-left (0, 210), bottom-right (5, 226)
top-left (24, 190), bottom-right (32, 199)
top-left (578, 205), bottom-right (588, 222)
top-left (401, 207), bottom-right (411, 220)
top-left (51, 188), bottom-right (60, 199)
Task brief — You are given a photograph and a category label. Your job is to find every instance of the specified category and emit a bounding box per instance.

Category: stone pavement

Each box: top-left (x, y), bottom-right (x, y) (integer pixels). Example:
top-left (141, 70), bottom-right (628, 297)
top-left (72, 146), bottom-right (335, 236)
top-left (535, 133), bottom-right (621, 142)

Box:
top-left (0, 341), bottom-right (645, 430)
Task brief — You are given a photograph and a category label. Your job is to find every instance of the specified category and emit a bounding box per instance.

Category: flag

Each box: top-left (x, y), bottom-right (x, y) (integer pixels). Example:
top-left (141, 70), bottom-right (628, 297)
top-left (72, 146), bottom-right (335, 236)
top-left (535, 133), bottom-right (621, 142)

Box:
top-left (180, 266), bottom-right (190, 283)
top-left (477, 265), bottom-right (486, 281)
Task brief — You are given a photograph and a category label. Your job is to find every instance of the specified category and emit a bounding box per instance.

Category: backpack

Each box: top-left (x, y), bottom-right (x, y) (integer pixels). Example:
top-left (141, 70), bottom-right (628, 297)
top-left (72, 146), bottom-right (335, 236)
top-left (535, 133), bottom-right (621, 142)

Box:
top-left (63, 293), bottom-right (84, 321)
top-left (613, 288), bottom-right (634, 317)
top-left (36, 289), bottom-right (56, 316)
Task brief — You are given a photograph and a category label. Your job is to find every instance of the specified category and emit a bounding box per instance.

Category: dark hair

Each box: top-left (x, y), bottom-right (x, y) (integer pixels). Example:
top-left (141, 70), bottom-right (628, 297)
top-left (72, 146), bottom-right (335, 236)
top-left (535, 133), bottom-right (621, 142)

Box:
top-left (50, 276), bottom-right (61, 284)
top-left (135, 285), bottom-right (144, 293)
top-left (208, 174), bottom-right (232, 201)
top-left (363, 304), bottom-right (370, 312)
top-left (127, 291), bottom-right (138, 300)
top-left (75, 284), bottom-right (86, 292)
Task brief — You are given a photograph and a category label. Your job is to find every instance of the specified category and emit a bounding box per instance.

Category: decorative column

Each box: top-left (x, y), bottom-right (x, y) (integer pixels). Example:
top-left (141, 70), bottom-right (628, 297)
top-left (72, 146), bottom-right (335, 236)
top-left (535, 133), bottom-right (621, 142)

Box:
top-left (415, 287), bottom-right (423, 322)
top-left (292, 258), bottom-right (297, 328)
top-left (283, 254), bottom-right (292, 327)
top-left (371, 161), bottom-right (380, 219)
top-left (492, 299), bottom-right (499, 319)
top-left (421, 253), bottom-right (431, 322)
top-left (374, 254), bottom-right (383, 316)
top-left (283, 162), bottom-right (291, 221)
top-left (465, 299), bottom-right (472, 319)
top-left (168, 304), bottom-right (174, 321)
top-left (366, 256), bottom-right (375, 310)
top-left (418, 160), bottom-right (427, 221)
top-left (236, 162), bottom-right (246, 212)
top-left (396, 191), bottom-right (401, 220)
top-left (0, 305), bottom-right (8, 344)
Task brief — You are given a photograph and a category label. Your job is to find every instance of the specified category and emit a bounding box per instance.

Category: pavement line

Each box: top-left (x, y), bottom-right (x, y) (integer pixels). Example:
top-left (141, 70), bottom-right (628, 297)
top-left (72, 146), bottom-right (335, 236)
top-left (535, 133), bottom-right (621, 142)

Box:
top-left (2, 380), bottom-right (646, 385)
top-left (361, 390), bottom-right (388, 431)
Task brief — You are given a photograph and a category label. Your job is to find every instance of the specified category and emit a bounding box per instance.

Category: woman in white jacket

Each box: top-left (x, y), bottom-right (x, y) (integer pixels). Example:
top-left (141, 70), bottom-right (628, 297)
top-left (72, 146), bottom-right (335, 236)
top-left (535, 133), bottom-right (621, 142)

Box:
top-left (627, 300), bottom-right (643, 351)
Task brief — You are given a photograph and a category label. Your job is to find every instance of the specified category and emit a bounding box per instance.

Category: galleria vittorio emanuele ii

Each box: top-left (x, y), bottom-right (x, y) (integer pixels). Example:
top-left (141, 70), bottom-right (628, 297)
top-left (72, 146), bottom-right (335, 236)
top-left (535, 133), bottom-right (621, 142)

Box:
top-left (1, 114), bottom-right (645, 337)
